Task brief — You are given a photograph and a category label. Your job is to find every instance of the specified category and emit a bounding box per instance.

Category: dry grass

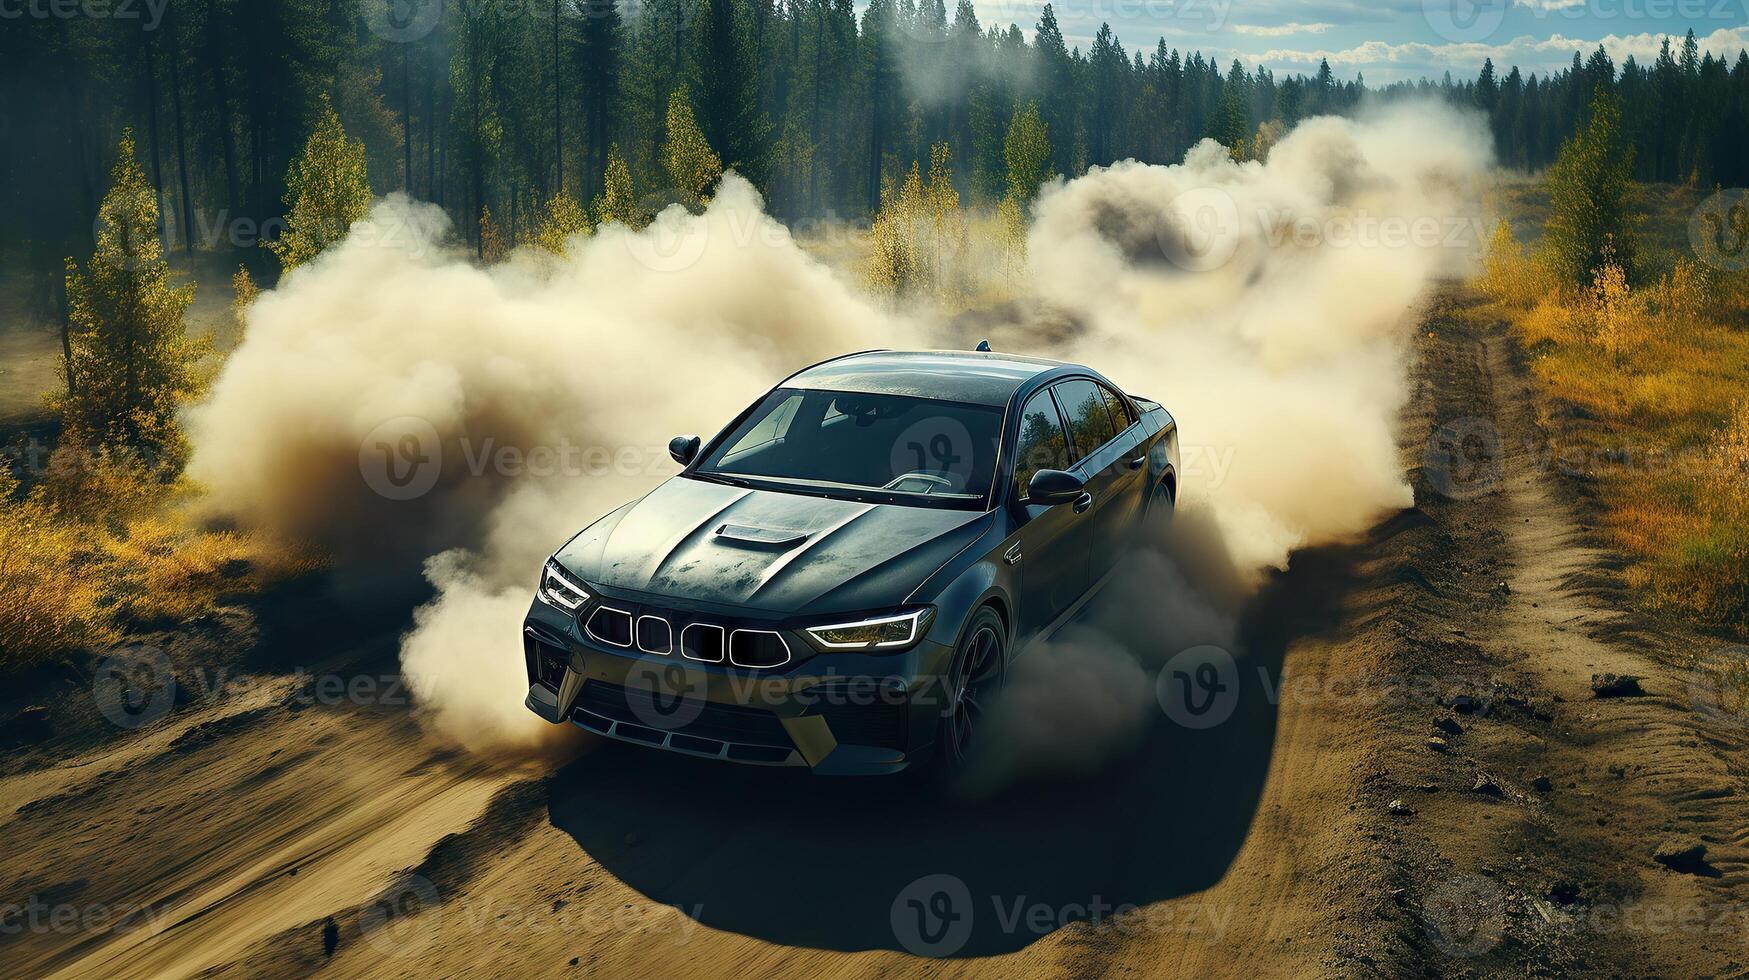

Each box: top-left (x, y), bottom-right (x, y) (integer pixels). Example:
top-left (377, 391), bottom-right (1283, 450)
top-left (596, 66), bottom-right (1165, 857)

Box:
top-left (0, 453), bottom-right (321, 672)
top-left (1479, 196), bottom-right (1749, 635)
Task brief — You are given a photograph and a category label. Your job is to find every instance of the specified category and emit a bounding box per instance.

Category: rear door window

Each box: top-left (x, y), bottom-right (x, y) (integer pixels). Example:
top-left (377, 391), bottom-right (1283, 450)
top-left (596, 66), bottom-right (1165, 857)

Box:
top-left (1099, 383), bottom-right (1134, 431)
top-left (1055, 379), bottom-right (1116, 460)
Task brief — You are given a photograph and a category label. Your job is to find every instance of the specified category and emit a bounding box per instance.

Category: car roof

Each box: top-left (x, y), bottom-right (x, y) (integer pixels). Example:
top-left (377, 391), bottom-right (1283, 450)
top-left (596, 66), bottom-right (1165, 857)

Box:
top-left (784, 350), bottom-right (1071, 407)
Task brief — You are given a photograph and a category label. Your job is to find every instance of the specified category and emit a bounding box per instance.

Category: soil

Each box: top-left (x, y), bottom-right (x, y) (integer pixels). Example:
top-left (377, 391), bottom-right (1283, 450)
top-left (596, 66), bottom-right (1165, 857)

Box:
top-left (2, 285), bottom-right (1746, 977)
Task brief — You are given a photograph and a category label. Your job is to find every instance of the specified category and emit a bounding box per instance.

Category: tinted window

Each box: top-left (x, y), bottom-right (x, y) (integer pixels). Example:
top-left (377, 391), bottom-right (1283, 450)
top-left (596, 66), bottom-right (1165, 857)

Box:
top-left (1099, 384), bottom-right (1133, 430)
top-left (695, 388), bottom-right (1004, 510)
top-left (1013, 389), bottom-right (1069, 499)
top-left (1056, 380), bottom-right (1116, 459)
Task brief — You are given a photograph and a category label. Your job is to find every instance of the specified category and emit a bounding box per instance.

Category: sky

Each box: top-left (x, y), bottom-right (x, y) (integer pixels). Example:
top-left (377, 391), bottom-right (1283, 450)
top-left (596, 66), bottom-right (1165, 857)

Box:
top-left (952, 0), bottom-right (1749, 83)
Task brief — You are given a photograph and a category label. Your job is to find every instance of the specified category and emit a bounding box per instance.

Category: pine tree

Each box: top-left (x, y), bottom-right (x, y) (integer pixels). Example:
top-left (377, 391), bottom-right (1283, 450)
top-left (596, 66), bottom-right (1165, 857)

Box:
top-left (1032, 4), bottom-right (1074, 176)
top-left (663, 88), bottom-right (724, 206)
top-left (575, 0), bottom-right (624, 199)
top-left (693, 0), bottom-right (771, 186)
top-left (267, 97), bottom-right (372, 272)
top-left (56, 132), bottom-right (202, 469)
top-left (533, 189), bottom-right (592, 255)
top-left (1475, 58), bottom-right (1498, 113)
top-left (1544, 86), bottom-right (1636, 285)
top-left (594, 144), bottom-right (646, 227)
top-left (1003, 102), bottom-right (1052, 204)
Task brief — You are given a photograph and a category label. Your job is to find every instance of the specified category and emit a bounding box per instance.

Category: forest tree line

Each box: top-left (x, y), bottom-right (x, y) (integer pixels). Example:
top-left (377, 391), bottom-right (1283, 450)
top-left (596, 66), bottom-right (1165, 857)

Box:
top-left (6, 0), bottom-right (1749, 314)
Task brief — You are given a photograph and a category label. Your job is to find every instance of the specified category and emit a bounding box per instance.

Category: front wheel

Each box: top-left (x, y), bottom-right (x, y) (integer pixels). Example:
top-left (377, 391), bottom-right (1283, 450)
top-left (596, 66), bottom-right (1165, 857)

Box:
top-left (930, 607), bottom-right (1007, 787)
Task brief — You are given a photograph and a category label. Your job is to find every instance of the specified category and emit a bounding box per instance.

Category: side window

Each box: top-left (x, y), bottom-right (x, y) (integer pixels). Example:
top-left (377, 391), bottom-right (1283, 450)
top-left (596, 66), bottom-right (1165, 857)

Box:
top-left (1099, 383), bottom-right (1134, 431)
top-left (1056, 379), bottom-right (1116, 460)
top-left (1013, 389), bottom-right (1069, 499)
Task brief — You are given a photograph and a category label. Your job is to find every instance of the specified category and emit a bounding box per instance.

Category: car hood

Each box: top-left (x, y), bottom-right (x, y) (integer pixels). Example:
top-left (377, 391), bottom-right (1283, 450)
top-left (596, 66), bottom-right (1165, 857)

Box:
top-left (554, 477), bottom-right (991, 616)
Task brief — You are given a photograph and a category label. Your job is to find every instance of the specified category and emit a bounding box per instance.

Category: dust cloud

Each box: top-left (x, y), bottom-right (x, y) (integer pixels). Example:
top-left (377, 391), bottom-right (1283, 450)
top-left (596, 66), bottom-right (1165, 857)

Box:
top-left (960, 101), bottom-right (1490, 789)
top-left (185, 102), bottom-right (1488, 764)
top-left (1032, 101), bottom-right (1490, 572)
top-left (186, 176), bottom-right (918, 752)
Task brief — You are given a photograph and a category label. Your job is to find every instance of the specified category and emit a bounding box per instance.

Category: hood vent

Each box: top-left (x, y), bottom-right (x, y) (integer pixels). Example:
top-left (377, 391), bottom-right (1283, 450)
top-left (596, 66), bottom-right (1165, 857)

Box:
top-left (713, 523), bottom-right (809, 548)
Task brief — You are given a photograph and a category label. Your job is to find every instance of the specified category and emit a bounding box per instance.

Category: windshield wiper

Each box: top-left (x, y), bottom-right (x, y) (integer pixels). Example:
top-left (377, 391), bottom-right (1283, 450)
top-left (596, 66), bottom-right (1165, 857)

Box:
top-left (689, 472), bottom-right (755, 490)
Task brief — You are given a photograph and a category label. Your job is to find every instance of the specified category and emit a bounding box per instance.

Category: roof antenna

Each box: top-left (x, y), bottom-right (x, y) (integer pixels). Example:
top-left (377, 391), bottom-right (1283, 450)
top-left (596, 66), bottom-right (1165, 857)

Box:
top-left (974, 339), bottom-right (992, 352)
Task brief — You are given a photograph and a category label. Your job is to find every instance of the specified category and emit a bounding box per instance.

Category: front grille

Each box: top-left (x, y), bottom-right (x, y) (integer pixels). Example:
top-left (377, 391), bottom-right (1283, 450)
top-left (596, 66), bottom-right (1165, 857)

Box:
top-left (681, 623), bottom-right (725, 663)
top-left (729, 629), bottom-right (791, 669)
top-left (578, 599), bottom-right (796, 672)
top-left (635, 615), bottom-right (672, 654)
top-left (585, 606), bottom-right (633, 647)
top-left (575, 681), bottom-right (793, 748)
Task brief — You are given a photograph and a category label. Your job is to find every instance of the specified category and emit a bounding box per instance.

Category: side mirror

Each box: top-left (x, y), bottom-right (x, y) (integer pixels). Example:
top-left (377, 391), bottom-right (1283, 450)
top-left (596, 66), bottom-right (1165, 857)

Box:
top-left (669, 435), bottom-right (701, 466)
top-left (1026, 468), bottom-right (1085, 505)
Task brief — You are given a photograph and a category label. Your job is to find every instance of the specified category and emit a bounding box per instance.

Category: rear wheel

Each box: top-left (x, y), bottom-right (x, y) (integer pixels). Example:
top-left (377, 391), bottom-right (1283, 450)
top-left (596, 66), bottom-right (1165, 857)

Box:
top-left (932, 607), bottom-right (1007, 785)
top-left (1145, 479), bottom-right (1175, 536)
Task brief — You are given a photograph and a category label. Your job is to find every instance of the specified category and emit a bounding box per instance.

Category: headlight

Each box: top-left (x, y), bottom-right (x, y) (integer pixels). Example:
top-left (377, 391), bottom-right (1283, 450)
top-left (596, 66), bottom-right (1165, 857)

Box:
top-left (804, 608), bottom-right (934, 651)
top-left (538, 559), bottom-right (590, 611)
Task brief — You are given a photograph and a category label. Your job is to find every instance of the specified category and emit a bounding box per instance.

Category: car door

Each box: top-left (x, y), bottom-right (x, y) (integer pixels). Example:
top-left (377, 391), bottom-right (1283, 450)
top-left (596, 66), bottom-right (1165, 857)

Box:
top-left (1095, 381), bottom-right (1150, 559)
top-left (1008, 386), bottom-right (1088, 637)
top-left (1054, 379), bottom-right (1144, 580)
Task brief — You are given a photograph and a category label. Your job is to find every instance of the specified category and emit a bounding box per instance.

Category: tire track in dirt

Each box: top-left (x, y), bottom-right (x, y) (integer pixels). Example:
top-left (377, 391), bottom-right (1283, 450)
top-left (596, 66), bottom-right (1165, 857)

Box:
top-left (0, 688), bottom-right (527, 980)
top-left (8, 287), bottom-right (1748, 977)
top-left (1373, 287), bottom-right (1749, 975)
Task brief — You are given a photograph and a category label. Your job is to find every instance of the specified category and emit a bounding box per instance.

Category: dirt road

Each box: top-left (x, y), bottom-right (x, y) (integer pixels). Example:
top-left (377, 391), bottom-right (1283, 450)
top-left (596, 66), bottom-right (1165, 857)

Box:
top-left (4, 287), bottom-right (1746, 977)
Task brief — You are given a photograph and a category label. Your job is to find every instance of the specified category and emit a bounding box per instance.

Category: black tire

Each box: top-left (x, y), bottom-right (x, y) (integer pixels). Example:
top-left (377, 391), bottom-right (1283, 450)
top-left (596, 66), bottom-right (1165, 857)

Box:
top-left (928, 606), bottom-right (1007, 788)
top-left (1144, 478), bottom-right (1175, 538)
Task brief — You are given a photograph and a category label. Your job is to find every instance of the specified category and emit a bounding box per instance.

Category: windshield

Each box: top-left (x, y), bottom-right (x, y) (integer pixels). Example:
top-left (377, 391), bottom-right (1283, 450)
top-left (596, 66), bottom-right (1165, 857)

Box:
top-left (692, 387), bottom-right (1005, 510)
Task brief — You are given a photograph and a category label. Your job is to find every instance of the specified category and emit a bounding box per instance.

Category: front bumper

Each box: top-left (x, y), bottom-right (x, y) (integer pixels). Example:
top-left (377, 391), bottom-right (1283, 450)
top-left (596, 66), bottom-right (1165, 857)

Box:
top-left (521, 592), bottom-right (957, 776)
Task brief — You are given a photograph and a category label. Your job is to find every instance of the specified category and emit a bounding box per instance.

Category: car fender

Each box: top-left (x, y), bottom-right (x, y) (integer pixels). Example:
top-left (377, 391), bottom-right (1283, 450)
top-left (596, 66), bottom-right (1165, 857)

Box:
top-left (912, 536), bottom-right (1016, 683)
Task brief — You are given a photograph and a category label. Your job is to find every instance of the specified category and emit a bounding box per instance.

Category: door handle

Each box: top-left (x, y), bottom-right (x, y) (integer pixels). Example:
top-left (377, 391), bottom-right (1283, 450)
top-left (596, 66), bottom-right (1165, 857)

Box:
top-left (1072, 492), bottom-right (1094, 513)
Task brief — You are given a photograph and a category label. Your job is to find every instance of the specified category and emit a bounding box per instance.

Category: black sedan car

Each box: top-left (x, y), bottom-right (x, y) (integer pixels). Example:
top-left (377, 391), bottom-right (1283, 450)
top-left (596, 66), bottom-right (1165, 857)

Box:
top-left (522, 348), bottom-right (1179, 777)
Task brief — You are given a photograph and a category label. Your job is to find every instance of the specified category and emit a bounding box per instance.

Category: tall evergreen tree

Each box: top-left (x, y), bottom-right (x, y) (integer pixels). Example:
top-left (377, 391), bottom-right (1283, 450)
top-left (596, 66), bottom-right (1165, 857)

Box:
top-left (1544, 86), bottom-right (1636, 284)
top-left (267, 98), bottom-right (371, 272)
top-left (694, 0), bottom-right (772, 186)
top-left (57, 132), bottom-right (201, 467)
top-left (664, 87), bottom-right (724, 203)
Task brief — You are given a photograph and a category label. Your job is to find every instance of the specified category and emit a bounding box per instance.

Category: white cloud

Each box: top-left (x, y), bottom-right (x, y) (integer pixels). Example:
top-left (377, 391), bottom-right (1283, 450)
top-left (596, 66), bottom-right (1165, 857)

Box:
top-left (1249, 27), bottom-right (1749, 80)
top-left (1233, 22), bottom-right (1336, 37)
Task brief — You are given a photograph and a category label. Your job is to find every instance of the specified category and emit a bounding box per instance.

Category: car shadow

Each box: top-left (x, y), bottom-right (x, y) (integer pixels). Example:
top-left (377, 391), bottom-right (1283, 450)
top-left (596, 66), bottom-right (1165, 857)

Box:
top-left (546, 541), bottom-right (1365, 956)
